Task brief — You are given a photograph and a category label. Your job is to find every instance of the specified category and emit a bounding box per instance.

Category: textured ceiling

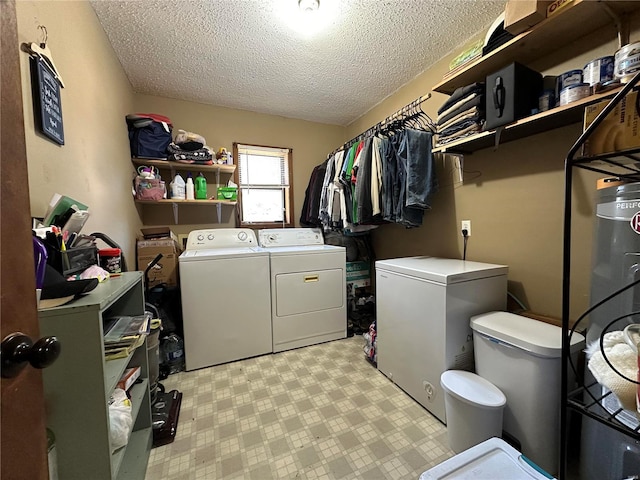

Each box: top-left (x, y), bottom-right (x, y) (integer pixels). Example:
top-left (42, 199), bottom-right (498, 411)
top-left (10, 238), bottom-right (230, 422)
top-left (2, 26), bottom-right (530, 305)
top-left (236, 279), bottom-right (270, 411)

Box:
top-left (90, 0), bottom-right (506, 126)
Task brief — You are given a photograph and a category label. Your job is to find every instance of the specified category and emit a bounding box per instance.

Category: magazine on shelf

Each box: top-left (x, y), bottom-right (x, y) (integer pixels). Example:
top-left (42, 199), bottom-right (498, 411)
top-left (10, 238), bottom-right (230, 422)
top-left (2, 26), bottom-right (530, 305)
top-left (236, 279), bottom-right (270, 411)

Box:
top-left (103, 314), bottom-right (151, 344)
top-left (103, 314), bottom-right (151, 360)
top-left (104, 335), bottom-right (146, 360)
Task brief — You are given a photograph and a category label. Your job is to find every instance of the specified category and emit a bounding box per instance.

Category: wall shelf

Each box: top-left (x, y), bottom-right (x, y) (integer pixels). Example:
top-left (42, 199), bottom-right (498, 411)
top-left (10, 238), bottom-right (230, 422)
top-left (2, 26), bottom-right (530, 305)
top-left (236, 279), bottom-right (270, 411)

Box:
top-left (134, 199), bottom-right (236, 223)
top-left (134, 199), bottom-right (236, 206)
top-left (131, 158), bottom-right (237, 223)
top-left (132, 157), bottom-right (235, 175)
top-left (432, 0), bottom-right (640, 95)
top-left (433, 87), bottom-right (624, 154)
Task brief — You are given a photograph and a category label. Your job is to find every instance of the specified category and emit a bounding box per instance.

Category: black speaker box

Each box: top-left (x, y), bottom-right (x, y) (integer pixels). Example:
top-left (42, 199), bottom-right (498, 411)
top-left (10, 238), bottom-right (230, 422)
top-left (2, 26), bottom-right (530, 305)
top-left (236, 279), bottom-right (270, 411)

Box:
top-left (485, 62), bottom-right (542, 130)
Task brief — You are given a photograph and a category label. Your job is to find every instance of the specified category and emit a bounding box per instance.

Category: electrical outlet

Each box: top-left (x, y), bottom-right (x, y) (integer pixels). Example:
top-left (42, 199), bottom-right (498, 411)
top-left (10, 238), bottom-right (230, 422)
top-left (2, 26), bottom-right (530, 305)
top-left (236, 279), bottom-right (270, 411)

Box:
top-left (461, 220), bottom-right (471, 236)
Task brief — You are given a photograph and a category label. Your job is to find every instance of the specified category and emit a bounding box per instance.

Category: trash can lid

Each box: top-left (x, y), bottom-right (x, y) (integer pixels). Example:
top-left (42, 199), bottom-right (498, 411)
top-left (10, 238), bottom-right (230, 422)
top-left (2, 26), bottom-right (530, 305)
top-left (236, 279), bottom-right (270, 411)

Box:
top-left (471, 311), bottom-right (585, 358)
top-left (440, 370), bottom-right (506, 409)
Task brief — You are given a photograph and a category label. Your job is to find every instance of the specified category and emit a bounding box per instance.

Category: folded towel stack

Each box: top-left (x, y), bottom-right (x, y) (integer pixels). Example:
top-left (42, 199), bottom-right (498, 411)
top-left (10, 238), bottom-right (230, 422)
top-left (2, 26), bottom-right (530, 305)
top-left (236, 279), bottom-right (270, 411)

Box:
top-left (436, 83), bottom-right (485, 146)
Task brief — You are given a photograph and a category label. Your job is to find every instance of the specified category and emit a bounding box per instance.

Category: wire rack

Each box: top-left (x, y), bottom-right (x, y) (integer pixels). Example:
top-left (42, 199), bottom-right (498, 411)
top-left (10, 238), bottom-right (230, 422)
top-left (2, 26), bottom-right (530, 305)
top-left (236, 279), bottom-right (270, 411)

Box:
top-left (560, 70), bottom-right (640, 479)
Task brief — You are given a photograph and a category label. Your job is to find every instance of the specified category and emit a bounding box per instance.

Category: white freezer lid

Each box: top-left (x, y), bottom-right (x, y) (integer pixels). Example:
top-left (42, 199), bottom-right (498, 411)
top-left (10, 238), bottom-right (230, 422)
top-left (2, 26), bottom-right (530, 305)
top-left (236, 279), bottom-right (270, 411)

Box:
top-left (471, 311), bottom-right (585, 358)
top-left (375, 256), bottom-right (508, 284)
top-left (179, 246), bottom-right (268, 261)
top-left (263, 244), bottom-right (345, 255)
top-left (419, 437), bottom-right (556, 479)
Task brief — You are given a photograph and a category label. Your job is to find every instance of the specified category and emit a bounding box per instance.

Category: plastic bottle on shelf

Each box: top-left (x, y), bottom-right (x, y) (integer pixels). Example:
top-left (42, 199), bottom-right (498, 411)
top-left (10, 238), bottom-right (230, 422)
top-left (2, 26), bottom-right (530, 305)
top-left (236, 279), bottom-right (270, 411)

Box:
top-left (195, 173), bottom-right (207, 200)
top-left (171, 174), bottom-right (185, 199)
top-left (185, 173), bottom-right (195, 200)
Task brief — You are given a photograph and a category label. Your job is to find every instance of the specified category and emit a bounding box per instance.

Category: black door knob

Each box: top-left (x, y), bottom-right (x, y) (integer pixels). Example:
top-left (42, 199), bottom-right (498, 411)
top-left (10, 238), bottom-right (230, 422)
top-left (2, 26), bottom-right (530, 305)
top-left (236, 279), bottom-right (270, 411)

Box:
top-left (1, 333), bottom-right (61, 378)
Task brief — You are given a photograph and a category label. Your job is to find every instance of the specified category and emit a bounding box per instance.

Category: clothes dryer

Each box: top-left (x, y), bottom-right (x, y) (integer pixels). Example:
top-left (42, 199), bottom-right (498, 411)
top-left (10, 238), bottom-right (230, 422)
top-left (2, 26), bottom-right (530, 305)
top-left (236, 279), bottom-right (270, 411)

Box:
top-left (258, 228), bottom-right (346, 353)
top-left (179, 228), bottom-right (272, 370)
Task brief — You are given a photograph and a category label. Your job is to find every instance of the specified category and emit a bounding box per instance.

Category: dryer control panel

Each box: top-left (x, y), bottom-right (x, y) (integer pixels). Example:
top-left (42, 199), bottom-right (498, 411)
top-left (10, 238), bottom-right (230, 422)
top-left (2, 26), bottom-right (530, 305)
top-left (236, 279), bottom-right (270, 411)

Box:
top-left (258, 228), bottom-right (324, 247)
top-left (186, 228), bottom-right (257, 250)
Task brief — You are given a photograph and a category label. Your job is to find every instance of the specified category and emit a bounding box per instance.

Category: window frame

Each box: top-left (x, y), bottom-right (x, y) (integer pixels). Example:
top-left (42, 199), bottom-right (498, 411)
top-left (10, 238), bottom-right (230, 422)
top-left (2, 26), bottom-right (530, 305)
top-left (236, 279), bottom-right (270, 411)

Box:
top-left (233, 142), bottom-right (294, 229)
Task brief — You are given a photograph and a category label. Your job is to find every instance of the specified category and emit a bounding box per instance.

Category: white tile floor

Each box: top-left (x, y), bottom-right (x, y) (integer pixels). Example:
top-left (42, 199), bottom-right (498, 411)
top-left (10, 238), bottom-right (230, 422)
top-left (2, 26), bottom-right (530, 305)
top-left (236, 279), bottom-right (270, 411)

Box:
top-left (145, 335), bottom-right (454, 479)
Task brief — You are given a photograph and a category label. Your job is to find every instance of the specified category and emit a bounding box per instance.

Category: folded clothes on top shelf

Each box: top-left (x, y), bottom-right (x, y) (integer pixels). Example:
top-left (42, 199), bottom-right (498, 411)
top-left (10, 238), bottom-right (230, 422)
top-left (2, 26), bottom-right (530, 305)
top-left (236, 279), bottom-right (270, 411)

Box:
top-left (437, 82), bottom-right (484, 116)
top-left (437, 107), bottom-right (483, 134)
top-left (167, 143), bottom-right (213, 165)
top-left (437, 93), bottom-right (484, 126)
top-left (438, 117), bottom-right (483, 139)
top-left (436, 123), bottom-right (482, 146)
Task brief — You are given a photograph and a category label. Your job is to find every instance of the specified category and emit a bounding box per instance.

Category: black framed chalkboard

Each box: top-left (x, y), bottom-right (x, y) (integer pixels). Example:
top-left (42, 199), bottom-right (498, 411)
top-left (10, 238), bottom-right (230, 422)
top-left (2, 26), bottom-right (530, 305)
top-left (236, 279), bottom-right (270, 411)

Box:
top-left (30, 56), bottom-right (64, 145)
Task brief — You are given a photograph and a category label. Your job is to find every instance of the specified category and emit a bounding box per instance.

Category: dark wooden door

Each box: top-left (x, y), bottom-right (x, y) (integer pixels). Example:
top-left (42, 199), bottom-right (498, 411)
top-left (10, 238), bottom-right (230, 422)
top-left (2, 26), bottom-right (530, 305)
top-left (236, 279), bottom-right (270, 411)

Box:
top-left (1, 0), bottom-right (49, 478)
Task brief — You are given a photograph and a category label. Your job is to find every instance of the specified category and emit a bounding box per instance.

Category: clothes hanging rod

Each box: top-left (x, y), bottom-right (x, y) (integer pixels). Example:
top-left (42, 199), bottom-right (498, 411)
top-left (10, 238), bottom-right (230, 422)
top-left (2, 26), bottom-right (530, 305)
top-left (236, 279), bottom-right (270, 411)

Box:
top-left (329, 93), bottom-right (432, 157)
top-left (380, 93), bottom-right (431, 126)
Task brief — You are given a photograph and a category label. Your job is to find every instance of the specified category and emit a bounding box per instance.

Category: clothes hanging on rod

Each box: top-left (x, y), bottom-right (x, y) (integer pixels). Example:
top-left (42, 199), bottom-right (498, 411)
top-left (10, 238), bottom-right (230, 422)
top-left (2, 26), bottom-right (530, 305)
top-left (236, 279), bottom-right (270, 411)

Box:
top-left (301, 94), bottom-right (438, 232)
top-left (299, 159), bottom-right (327, 227)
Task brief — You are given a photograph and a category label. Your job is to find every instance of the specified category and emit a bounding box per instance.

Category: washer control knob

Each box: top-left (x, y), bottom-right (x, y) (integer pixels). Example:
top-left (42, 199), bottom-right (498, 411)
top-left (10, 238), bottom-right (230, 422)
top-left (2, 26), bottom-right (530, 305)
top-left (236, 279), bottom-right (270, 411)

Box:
top-left (238, 231), bottom-right (247, 241)
top-left (269, 234), bottom-right (276, 242)
top-left (197, 234), bottom-right (204, 241)
top-left (207, 233), bottom-right (214, 241)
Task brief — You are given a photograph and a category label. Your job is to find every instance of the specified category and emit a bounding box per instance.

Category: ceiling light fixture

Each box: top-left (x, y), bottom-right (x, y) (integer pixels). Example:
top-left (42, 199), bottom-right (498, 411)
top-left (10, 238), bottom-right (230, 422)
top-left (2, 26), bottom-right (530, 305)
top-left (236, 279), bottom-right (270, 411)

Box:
top-left (298, 0), bottom-right (320, 13)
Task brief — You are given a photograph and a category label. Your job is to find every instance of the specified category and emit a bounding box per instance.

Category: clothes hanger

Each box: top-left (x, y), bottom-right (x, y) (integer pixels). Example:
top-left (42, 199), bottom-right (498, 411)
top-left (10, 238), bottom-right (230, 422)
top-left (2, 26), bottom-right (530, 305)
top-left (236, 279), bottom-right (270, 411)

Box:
top-left (22, 26), bottom-right (65, 88)
top-left (418, 100), bottom-right (436, 133)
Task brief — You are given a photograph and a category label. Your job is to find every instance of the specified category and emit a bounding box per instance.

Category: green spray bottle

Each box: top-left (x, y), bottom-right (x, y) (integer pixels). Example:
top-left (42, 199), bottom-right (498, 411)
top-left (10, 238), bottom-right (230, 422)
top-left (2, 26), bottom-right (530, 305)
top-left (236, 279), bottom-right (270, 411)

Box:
top-left (195, 173), bottom-right (207, 199)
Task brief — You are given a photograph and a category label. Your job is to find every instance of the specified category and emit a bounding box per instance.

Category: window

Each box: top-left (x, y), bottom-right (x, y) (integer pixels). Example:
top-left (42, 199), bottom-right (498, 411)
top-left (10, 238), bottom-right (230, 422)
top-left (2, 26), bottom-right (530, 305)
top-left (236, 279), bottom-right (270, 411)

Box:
top-left (233, 143), bottom-right (294, 228)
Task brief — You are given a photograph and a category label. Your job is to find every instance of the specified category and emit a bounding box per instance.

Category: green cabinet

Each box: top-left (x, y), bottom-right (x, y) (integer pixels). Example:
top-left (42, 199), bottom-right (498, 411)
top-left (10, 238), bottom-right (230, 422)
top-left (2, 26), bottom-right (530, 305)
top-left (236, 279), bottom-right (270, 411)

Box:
top-left (38, 272), bottom-right (151, 480)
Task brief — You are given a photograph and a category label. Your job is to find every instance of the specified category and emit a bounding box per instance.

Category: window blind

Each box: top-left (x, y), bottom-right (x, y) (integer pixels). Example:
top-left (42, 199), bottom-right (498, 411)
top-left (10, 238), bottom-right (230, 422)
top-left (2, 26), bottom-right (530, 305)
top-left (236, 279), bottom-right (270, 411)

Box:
top-left (237, 144), bottom-right (290, 188)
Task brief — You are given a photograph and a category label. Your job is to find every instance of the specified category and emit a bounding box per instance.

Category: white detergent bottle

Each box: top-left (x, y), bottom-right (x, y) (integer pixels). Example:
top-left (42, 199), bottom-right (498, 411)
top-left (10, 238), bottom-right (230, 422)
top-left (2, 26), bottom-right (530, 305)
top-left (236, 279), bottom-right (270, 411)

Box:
top-left (186, 173), bottom-right (195, 200)
top-left (171, 174), bottom-right (186, 199)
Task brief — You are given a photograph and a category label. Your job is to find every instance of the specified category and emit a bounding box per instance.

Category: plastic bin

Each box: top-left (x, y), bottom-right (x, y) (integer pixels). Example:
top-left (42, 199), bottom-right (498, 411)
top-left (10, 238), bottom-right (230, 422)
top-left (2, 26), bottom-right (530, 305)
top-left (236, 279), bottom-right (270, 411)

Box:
top-left (419, 437), bottom-right (555, 479)
top-left (47, 245), bottom-right (98, 276)
top-left (440, 370), bottom-right (506, 453)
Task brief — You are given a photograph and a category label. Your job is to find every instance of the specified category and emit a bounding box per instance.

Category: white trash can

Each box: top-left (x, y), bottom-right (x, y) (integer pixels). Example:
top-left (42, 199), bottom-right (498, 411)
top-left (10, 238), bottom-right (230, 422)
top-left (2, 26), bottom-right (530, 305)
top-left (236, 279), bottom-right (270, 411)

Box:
top-left (440, 370), bottom-right (506, 453)
top-left (471, 311), bottom-right (585, 474)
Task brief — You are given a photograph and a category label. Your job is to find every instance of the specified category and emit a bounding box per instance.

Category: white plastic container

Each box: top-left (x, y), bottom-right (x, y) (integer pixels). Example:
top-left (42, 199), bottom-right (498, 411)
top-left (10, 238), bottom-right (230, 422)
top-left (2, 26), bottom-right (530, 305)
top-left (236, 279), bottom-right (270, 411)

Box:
top-left (419, 437), bottom-right (556, 480)
top-left (171, 174), bottom-right (186, 199)
top-left (185, 175), bottom-right (195, 200)
top-left (471, 312), bottom-right (585, 475)
top-left (440, 370), bottom-right (506, 453)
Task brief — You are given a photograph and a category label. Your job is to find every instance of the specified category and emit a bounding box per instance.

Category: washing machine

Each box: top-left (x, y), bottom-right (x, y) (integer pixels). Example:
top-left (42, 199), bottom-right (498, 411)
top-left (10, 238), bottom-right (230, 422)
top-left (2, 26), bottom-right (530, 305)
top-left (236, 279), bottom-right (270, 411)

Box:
top-left (179, 228), bottom-right (272, 371)
top-left (258, 228), bottom-right (346, 353)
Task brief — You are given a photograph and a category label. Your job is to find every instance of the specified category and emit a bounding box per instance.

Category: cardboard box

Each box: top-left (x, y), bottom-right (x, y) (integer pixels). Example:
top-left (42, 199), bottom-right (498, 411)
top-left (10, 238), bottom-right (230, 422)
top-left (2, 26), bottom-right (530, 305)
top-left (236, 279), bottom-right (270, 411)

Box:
top-left (546, 0), bottom-right (574, 17)
top-left (140, 226), bottom-right (179, 243)
top-left (504, 0), bottom-right (550, 36)
top-left (137, 237), bottom-right (182, 288)
top-left (583, 90), bottom-right (640, 157)
top-left (117, 367), bottom-right (141, 391)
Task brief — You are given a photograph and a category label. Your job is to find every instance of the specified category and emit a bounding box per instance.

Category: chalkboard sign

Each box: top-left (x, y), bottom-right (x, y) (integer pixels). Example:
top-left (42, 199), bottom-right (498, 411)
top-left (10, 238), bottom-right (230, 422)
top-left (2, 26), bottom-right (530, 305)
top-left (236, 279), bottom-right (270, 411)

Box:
top-left (30, 56), bottom-right (64, 145)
